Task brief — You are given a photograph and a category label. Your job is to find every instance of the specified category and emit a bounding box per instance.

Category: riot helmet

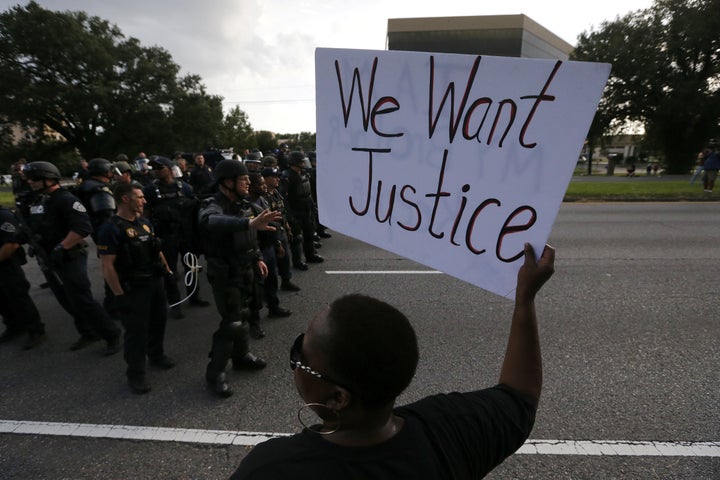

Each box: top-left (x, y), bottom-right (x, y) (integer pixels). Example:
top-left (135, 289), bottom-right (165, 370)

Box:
top-left (114, 161), bottom-right (133, 174)
top-left (213, 159), bottom-right (249, 181)
top-left (288, 151), bottom-right (307, 168)
top-left (24, 161), bottom-right (61, 181)
top-left (88, 158), bottom-right (113, 177)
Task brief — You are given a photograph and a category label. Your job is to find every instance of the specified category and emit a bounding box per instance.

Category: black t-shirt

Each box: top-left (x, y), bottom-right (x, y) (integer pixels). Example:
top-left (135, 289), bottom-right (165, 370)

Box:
top-left (230, 384), bottom-right (536, 480)
top-left (96, 215), bottom-right (161, 280)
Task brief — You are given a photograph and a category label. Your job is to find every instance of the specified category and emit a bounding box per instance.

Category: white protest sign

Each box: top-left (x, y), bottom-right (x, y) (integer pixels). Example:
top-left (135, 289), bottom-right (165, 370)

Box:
top-left (315, 48), bottom-right (610, 298)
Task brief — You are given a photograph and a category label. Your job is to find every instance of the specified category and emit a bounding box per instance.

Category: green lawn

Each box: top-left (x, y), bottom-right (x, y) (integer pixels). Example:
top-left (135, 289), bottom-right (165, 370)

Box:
top-left (564, 180), bottom-right (711, 201)
top-left (0, 188), bottom-right (15, 208)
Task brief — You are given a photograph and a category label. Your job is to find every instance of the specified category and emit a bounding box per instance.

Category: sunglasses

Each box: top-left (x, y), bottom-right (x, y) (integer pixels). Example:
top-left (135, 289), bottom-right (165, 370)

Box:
top-left (290, 333), bottom-right (354, 392)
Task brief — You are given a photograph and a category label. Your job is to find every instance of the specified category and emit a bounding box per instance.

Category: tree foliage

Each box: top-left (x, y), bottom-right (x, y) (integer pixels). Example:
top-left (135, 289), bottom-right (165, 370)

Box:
top-left (218, 106), bottom-right (255, 151)
top-left (572, 0), bottom-right (720, 173)
top-left (278, 132), bottom-right (317, 152)
top-left (0, 1), bottom-right (228, 163)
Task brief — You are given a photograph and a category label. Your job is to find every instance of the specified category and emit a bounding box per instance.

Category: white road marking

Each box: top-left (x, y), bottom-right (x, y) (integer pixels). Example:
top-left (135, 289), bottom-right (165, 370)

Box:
top-left (2, 420), bottom-right (718, 456)
top-left (325, 270), bottom-right (441, 274)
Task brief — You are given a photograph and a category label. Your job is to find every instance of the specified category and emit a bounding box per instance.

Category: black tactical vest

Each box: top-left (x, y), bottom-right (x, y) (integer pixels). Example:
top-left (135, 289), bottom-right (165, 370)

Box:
top-left (110, 215), bottom-right (162, 281)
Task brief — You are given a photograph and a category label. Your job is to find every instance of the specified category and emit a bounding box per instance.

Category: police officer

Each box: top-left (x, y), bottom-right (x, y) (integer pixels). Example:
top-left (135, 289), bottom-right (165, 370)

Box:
top-left (143, 156), bottom-right (209, 318)
top-left (75, 158), bottom-right (116, 241)
top-left (97, 183), bottom-right (175, 394)
top-left (0, 206), bottom-right (46, 349)
top-left (198, 159), bottom-right (280, 397)
top-left (247, 173), bottom-right (292, 339)
top-left (113, 160), bottom-right (142, 188)
top-left (188, 153), bottom-right (214, 198)
top-left (261, 167), bottom-right (300, 292)
top-left (23, 161), bottom-right (121, 354)
top-left (280, 151), bottom-right (324, 270)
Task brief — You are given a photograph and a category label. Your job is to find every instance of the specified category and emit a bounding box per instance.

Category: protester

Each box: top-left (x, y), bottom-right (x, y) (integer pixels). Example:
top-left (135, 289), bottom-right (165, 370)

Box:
top-left (230, 243), bottom-right (555, 479)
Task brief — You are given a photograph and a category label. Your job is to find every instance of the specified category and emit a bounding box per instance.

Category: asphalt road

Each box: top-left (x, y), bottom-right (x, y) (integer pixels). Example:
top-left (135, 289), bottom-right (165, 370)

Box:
top-left (0, 202), bottom-right (718, 479)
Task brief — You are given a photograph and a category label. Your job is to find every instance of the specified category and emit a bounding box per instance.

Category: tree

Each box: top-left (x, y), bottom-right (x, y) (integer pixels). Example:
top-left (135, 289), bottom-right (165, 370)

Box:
top-left (255, 130), bottom-right (277, 155)
top-left (572, 0), bottom-right (720, 173)
top-left (218, 106), bottom-right (254, 151)
top-left (168, 75), bottom-right (224, 152)
top-left (277, 132), bottom-right (317, 152)
top-left (0, 2), bottom-right (225, 160)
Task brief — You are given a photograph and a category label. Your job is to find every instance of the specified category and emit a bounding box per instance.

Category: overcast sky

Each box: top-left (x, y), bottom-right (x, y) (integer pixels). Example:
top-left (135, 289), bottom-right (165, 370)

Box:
top-left (2, 0), bottom-right (654, 133)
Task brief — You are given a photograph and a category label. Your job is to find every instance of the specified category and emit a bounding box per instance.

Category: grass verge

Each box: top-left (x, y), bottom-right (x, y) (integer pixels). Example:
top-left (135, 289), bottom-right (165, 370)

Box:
top-left (564, 180), bottom-right (713, 202)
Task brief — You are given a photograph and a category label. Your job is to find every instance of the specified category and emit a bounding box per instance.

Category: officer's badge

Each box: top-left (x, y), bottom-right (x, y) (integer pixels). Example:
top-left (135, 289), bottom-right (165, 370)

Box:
top-left (72, 201), bottom-right (87, 213)
top-left (142, 224), bottom-right (151, 233)
top-left (30, 205), bottom-right (44, 214)
top-left (126, 228), bottom-right (137, 238)
top-left (0, 221), bottom-right (16, 233)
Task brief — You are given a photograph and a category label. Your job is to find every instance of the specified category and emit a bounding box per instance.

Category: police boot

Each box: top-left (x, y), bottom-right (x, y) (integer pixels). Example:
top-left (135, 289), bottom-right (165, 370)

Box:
top-left (205, 323), bottom-right (241, 398)
top-left (281, 278), bottom-right (301, 292)
top-left (291, 236), bottom-right (307, 270)
top-left (205, 370), bottom-right (232, 398)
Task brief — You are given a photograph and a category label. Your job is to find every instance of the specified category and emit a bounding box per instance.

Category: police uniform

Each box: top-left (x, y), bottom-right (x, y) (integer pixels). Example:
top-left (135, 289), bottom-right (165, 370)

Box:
top-left (264, 186), bottom-right (295, 287)
top-left (76, 178), bottom-right (116, 241)
top-left (26, 187), bottom-right (121, 351)
top-left (281, 166), bottom-right (320, 267)
top-left (189, 165), bottom-right (214, 198)
top-left (0, 207), bottom-right (46, 348)
top-left (199, 190), bottom-right (266, 396)
top-left (96, 215), bottom-right (171, 388)
top-left (248, 194), bottom-right (290, 321)
top-left (143, 178), bottom-right (201, 310)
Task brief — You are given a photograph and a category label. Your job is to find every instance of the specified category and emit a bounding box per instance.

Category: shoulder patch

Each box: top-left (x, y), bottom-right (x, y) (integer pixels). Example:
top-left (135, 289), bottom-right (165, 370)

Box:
top-left (72, 201), bottom-right (87, 213)
top-left (0, 221), bottom-right (16, 233)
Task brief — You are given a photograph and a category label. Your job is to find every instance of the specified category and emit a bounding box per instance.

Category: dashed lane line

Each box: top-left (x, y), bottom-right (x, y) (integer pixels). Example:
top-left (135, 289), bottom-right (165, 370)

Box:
top-left (2, 420), bottom-right (719, 456)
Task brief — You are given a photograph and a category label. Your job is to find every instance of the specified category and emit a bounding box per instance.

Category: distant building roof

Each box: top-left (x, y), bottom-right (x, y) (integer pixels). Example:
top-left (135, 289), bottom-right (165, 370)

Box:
top-left (386, 14), bottom-right (574, 60)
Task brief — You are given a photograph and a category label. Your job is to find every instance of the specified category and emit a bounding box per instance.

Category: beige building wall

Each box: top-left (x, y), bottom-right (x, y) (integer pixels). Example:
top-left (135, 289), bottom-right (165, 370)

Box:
top-left (387, 14), bottom-right (574, 60)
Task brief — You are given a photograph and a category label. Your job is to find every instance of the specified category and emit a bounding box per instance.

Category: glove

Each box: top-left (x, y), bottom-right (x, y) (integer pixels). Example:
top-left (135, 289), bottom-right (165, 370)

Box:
top-left (50, 244), bottom-right (67, 266)
top-left (113, 294), bottom-right (133, 314)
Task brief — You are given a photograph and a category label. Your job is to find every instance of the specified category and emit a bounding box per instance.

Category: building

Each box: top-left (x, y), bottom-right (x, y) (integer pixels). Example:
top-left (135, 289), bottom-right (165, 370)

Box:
top-left (386, 14), bottom-right (574, 60)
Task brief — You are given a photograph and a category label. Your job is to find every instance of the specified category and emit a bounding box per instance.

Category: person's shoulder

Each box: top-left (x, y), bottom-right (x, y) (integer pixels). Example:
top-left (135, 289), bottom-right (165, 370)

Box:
top-left (180, 180), bottom-right (194, 194)
top-left (230, 434), bottom-right (314, 479)
top-left (54, 188), bottom-right (87, 210)
top-left (0, 207), bottom-right (16, 222)
top-left (397, 385), bottom-right (537, 420)
top-left (96, 215), bottom-right (122, 246)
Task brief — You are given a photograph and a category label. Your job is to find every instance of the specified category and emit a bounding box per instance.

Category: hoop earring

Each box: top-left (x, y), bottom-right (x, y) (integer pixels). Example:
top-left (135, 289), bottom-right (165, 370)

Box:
top-left (297, 402), bottom-right (340, 435)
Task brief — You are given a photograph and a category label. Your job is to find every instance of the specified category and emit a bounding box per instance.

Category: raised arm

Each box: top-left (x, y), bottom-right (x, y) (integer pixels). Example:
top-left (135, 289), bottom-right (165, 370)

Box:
top-left (498, 243), bottom-right (555, 404)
